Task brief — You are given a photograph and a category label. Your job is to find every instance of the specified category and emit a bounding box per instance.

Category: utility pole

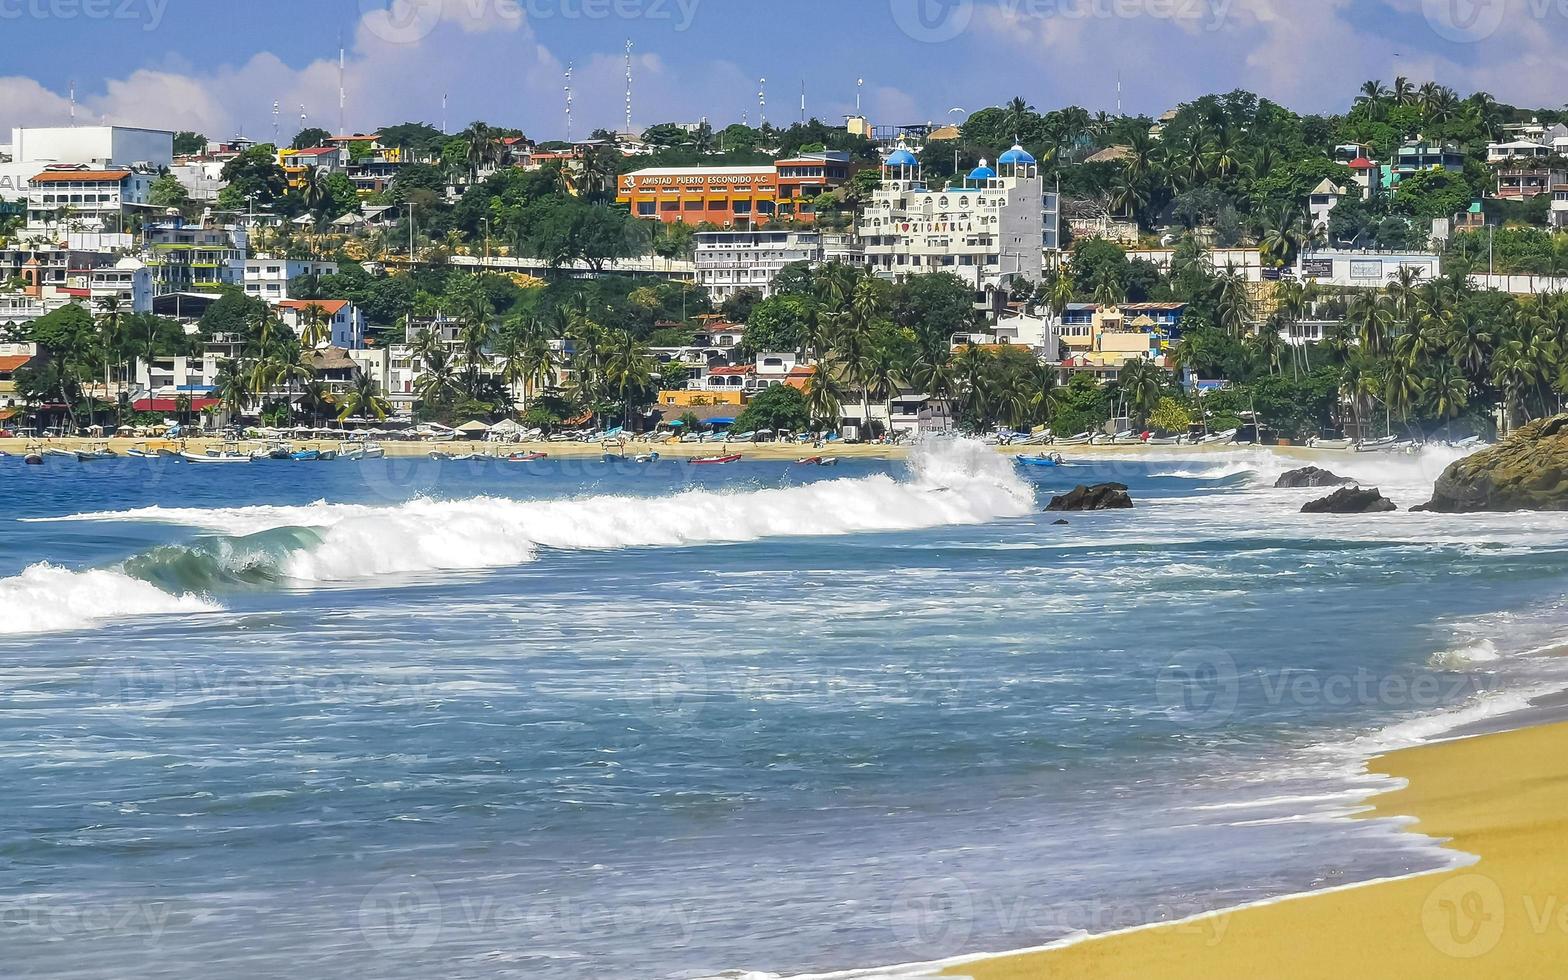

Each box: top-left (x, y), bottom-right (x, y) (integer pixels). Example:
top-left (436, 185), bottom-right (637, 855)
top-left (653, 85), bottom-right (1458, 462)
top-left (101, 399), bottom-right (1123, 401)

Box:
top-left (624, 40), bottom-right (634, 135)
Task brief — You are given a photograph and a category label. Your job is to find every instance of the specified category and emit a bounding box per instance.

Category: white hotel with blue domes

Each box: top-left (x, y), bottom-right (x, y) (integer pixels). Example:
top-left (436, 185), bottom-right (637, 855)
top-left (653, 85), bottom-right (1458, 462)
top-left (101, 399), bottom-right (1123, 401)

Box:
top-left (857, 142), bottom-right (1049, 296)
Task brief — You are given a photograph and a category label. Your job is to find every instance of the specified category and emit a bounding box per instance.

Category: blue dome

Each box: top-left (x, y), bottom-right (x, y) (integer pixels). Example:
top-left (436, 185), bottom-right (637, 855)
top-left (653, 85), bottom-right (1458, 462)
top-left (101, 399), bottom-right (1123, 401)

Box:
top-left (967, 162), bottom-right (996, 181)
top-left (885, 148), bottom-right (918, 168)
top-left (998, 143), bottom-right (1036, 166)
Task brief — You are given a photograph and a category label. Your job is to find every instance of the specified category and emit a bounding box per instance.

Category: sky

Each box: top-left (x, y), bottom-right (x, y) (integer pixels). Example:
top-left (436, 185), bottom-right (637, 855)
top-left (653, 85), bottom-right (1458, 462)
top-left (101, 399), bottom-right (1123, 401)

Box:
top-left (2, 0), bottom-right (1567, 144)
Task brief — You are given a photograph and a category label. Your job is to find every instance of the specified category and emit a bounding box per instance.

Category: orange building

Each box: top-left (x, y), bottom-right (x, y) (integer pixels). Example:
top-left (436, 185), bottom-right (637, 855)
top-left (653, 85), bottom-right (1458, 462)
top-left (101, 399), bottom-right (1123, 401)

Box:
top-left (618, 151), bottom-right (853, 227)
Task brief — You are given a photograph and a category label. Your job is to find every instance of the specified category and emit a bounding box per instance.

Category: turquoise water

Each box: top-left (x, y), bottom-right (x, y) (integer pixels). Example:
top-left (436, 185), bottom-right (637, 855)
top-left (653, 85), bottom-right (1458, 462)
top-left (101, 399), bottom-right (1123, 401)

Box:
top-left (3, 442), bottom-right (1568, 978)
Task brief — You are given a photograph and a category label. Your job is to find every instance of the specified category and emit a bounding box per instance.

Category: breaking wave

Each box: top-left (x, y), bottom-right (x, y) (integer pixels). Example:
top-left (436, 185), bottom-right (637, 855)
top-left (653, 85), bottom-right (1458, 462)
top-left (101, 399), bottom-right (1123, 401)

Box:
top-left (0, 564), bottom-right (220, 636)
top-left (2, 438), bottom-right (1033, 634)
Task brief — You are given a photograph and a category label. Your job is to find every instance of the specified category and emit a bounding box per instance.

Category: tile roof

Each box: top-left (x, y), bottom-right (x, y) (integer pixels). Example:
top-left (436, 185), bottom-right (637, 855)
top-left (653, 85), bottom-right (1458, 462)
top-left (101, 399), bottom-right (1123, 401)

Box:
top-left (30, 169), bottom-right (132, 183)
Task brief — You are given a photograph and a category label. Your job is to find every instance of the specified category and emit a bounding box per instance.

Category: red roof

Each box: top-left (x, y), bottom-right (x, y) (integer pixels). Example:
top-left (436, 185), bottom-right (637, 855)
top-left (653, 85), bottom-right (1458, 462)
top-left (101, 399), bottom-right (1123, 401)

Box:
top-left (0, 355), bottom-right (32, 372)
top-left (708, 365), bottom-right (755, 377)
top-left (277, 299), bottom-right (349, 315)
top-left (293, 147), bottom-right (339, 156)
top-left (31, 169), bottom-right (132, 183)
top-left (1348, 157), bottom-right (1375, 169)
top-left (132, 397), bottom-right (220, 412)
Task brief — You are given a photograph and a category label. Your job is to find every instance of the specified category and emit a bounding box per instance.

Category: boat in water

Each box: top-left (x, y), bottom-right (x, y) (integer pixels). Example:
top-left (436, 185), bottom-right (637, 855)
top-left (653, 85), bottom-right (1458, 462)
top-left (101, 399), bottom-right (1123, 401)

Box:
top-left (634, 452), bottom-right (660, 463)
top-left (505, 452), bottom-right (548, 462)
top-left (180, 451), bottom-right (251, 464)
top-left (1016, 452), bottom-right (1066, 467)
top-left (23, 451), bottom-right (43, 465)
top-left (290, 449), bottom-right (320, 462)
top-left (692, 454), bottom-right (742, 465)
top-left (339, 441), bottom-right (386, 460)
top-left (42, 447), bottom-right (76, 460)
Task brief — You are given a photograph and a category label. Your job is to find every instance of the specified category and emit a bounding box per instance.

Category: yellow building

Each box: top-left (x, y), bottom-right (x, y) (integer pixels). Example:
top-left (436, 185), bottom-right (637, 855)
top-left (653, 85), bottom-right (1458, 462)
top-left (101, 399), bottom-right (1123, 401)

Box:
top-left (659, 390), bottom-right (743, 408)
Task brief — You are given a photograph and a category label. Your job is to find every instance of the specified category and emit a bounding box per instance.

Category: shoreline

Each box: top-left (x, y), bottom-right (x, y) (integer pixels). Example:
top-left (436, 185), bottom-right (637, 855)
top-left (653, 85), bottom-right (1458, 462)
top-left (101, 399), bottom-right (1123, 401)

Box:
top-left (875, 691), bottom-right (1568, 979)
top-left (3, 436), bottom-right (1423, 462)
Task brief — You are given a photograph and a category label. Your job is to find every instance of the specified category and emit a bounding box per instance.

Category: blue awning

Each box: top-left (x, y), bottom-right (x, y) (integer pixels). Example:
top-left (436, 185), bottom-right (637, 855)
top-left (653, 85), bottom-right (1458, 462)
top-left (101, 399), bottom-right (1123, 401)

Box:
top-left (706, 417), bottom-right (736, 426)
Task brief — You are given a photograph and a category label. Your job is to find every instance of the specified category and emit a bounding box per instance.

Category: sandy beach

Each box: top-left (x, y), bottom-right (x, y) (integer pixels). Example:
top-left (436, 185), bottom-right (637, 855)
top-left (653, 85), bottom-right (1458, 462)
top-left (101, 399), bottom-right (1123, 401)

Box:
top-left (935, 716), bottom-right (1568, 979)
top-left (8, 436), bottom-right (1370, 462)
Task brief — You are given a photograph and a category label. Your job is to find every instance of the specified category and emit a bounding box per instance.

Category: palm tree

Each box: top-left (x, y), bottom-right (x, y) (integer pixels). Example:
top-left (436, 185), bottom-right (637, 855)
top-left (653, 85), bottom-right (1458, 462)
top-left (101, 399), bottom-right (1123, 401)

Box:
top-left (174, 392), bottom-right (193, 427)
top-left (215, 359), bottom-right (251, 423)
top-left (601, 329), bottom-right (654, 429)
top-left (1001, 96), bottom-right (1035, 142)
top-left (1211, 264), bottom-right (1252, 337)
top-left (1116, 357), bottom-right (1164, 428)
top-left (1391, 76), bottom-right (1415, 105)
top-left (416, 348), bottom-right (461, 407)
top-left (860, 346), bottom-right (904, 441)
top-left (1347, 292), bottom-right (1391, 357)
top-left (298, 302), bottom-right (331, 349)
top-left (464, 121), bottom-right (498, 183)
top-left (1259, 208), bottom-right (1315, 270)
top-left (337, 373), bottom-right (391, 421)
top-left (803, 365), bottom-right (846, 435)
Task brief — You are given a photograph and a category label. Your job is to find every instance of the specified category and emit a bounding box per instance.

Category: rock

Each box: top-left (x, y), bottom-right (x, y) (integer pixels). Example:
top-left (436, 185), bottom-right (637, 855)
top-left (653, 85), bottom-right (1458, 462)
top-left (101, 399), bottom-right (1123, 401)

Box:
top-left (1300, 486), bottom-right (1398, 514)
top-left (1046, 483), bottom-right (1133, 511)
top-left (1417, 416), bottom-right (1566, 513)
top-left (1275, 466), bottom-right (1353, 489)
top-left (1052, 519), bottom-right (1070, 525)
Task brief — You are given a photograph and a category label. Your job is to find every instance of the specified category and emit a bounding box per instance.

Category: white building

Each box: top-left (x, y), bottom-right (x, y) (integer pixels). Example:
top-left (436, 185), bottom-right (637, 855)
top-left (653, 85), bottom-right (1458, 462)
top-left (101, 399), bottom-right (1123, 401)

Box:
top-left (1308, 179), bottom-right (1347, 230)
top-left (89, 257), bottom-right (153, 313)
top-left (243, 257), bottom-right (337, 301)
top-left (10, 126), bottom-right (173, 169)
top-left (25, 166), bottom-right (155, 234)
top-left (143, 219), bottom-right (248, 294)
top-left (170, 160), bottom-right (226, 202)
top-left (858, 143), bottom-right (1045, 295)
top-left (275, 298), bottom-right (366, 350)
top-left (1296, 250), bottom-right (1441, 288)
top-left (694, 229), bottom-right (821, 301)
top-left (992, 311), bottom-right (1061, 358)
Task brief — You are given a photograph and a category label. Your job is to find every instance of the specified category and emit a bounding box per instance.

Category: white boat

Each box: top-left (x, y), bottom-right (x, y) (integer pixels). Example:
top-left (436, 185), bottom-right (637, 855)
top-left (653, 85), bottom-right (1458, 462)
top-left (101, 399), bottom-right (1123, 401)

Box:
top-left (1309, 437), bottom-right (1354, 450)
top-left (1053, 433), bottom-right (1092, 446)
top-left (1199, 429), bottom-right (1238, 444)
top-left (340, 441), bottom-right (386, 460)
top-left (181, 451), bottom-right (251, 464)
top-left (1354, 435), bottom-right (1407, 452)
top-left (1144, 436), bottom-right (1182, 446)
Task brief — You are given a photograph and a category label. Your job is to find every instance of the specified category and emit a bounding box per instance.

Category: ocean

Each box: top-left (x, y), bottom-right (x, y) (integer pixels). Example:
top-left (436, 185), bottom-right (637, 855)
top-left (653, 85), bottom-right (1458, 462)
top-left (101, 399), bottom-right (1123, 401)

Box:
top-left (4, 440), bottom-right (1568, 979)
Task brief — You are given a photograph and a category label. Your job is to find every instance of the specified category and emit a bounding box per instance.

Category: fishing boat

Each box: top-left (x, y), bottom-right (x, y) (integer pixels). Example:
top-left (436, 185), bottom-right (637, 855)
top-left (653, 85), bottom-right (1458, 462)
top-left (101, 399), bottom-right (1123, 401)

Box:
top-left (1354, 435), bottom-right (1404, 452)
top-left (42, 447), bottom-right (76, 460)
top-left (316, 450), bottom-right (338, 461)
top-left (1016, 452), bottom-right (1065, 467)
top-left (1053, 433), bottom-right (1092, 446)
top-left (634, 452), bottom-right (660, 463)
top-left (1143, 435), bottom-right (1183, 446)
top-left (74, 448), bottom-right (117, 461)
top-left (504, 451), bottom-right (548, 462)
top-left (180, 451), bottom-right (251, 464)
top-left (453, 452), bottom-right (494, 462)
top-left (24, 451), bottom-right (43, 465)
top-left (125, 447), bottom-right (156, 458)
top-left (428, 451), bottom-right (455, 461)
top-left (602, 452), bottom-right (628, 462)
top-left (156, 448), bottom-right (183, 459)
top-left (1198, 429), bottom-right (1238, 444)
top-left (339, 441), bottom-right (386, 461)
top-left (290, 449), bottom-right (321, 462)
top-left (692, 453), bottom-right (741, 465)
top-left (795, 456), bottom-right (823, 465)
top-left (1309, 437), bottom-right (1354, 450)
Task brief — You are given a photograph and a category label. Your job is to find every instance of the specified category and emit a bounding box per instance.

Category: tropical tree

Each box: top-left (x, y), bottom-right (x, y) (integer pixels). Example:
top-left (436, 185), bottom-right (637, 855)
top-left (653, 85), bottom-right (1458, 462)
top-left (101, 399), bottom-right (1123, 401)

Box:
top-left (337, 372), bottom-right (392, 421)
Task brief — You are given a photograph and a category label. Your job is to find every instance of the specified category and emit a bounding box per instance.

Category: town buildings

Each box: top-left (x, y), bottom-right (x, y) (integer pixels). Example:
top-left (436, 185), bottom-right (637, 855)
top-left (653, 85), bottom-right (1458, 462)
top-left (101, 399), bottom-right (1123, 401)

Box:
top-left (858, 144), bottom-right (1046, 295)
top-left (616, 151), bottom-right (853, 227)
top-left (693, 229), bottom-right (823, 301)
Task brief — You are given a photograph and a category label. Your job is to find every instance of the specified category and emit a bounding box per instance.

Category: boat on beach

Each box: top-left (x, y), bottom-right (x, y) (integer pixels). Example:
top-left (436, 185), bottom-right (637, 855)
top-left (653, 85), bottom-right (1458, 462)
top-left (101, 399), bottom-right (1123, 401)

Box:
top-left (1053, 433), bottom-right (1092, 446)
top-left (1309, 437), bottom-right (1354, 450)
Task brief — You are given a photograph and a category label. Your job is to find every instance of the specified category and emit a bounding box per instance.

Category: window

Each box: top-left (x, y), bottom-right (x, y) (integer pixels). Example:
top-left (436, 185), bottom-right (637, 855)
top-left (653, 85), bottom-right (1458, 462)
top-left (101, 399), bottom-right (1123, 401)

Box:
top-left (661, 201), bottom-right (679, 212)
top-left (684, 200), bottom-right (703, 211)
top-left (637, 202), bottom-right (656, 216)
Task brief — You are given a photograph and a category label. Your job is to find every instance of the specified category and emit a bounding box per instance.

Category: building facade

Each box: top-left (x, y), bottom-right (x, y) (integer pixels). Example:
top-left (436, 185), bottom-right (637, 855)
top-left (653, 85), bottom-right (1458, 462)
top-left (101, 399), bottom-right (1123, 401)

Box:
top-left (616, 152), bottom-right (853, 227)
top-left (857, 144), bottom-right (1045, 294)
top-left (694, 229), bottom-right (822, 301)
top-left (25, 166), bottom-right (155, 234)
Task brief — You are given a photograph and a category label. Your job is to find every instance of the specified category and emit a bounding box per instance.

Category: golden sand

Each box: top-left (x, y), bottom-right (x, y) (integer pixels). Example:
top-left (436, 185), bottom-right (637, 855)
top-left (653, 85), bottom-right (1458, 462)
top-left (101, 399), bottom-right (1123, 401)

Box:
top-left (941, 720), bottom-right (1568, 979)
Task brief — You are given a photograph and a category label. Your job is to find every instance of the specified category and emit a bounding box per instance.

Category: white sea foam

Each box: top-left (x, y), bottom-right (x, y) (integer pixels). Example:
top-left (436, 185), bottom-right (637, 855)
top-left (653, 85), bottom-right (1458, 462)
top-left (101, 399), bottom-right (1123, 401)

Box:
top-left (1427, 638), bottom-right (1502, 671)
top-left (12, 438), bottom-right (1034, 625)
top-left (0, 563), bottom-right (220, 636)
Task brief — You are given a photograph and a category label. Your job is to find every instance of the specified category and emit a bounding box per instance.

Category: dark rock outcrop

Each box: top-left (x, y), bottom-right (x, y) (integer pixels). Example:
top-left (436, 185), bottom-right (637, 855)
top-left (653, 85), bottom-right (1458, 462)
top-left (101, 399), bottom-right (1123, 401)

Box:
top-left (1300, 486), bottom-right (1397, 514)
top-left (1052, 519), bottom-right (1070, 525)
top-left (1416, 416), bottom-right (1564, 513)
top-left (1046, 483), bottom-right (1133, 511)
top-left (1275, 466), bottom-right (1353, 489)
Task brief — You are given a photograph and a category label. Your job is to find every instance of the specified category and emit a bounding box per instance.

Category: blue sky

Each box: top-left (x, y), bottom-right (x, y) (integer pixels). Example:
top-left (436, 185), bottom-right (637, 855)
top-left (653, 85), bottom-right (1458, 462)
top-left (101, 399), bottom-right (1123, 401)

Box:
top-left (2, 0), bottom-right (1565, 142)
